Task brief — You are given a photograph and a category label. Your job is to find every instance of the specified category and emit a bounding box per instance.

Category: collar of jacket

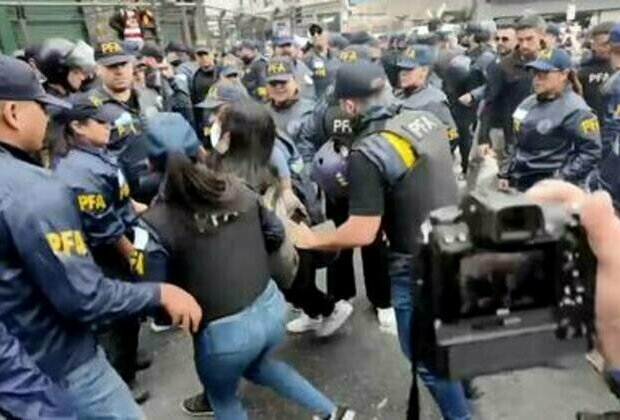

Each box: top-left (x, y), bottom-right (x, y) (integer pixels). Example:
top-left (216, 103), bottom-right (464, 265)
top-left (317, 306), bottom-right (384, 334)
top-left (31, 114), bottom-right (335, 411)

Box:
top-left (0, 141), bottom-right (41, 166)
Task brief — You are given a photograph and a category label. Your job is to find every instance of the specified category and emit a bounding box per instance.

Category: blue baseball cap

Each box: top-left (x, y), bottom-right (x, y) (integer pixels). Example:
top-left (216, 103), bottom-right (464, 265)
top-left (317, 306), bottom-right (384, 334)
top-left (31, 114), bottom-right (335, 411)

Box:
top-left (0, 55), bottom-right (70, 109)
top-left (525, 48), bottom-right (572, 72)
top-left (334, 61), bottom-right (386, 100)
top-left (55, 93), bottom-right (117, 123)
top-left (397, 45), bottom-right (435, 70)
top-left (196, 82), bottom-right (246, 110)
top-left (610, 23), bottom-right (620, 44)
top-left (273, 35), bottom-right (295, 47)
top-left (266, 57), bottom-right (295, 83)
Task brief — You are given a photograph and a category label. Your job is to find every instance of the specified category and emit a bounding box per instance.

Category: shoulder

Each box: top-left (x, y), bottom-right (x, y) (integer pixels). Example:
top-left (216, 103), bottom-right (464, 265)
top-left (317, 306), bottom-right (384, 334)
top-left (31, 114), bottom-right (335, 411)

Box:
top-left (561, 90), bottom-right (590, 111)
top-left (296, 98), bottom-right (316, 115)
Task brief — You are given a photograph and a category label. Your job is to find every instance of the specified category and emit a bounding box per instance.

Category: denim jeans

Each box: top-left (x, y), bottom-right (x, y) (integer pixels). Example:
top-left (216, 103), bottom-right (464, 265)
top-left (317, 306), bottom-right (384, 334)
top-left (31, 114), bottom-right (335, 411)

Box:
top-left (63, 347), bottom-right (143, 420)
top-left (389, 252), bottom-right (472, 420)
top-left (194, 281), bottom-right (336, 420)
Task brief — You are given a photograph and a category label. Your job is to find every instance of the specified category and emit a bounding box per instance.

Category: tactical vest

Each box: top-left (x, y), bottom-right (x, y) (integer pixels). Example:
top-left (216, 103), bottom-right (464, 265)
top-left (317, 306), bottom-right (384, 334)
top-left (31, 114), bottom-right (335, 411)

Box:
top-left (400, 86), bottom-right (460, 143)
top-left (352, 110), bottom-right (459, 254)
top-left (143, 187), bottom-right (271, 323)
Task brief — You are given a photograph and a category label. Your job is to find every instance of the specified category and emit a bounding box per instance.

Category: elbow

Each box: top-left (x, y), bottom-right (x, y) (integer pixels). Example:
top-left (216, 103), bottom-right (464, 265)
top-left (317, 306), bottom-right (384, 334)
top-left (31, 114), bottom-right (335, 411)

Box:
top-left (358, 230), bottom-right (378, 247)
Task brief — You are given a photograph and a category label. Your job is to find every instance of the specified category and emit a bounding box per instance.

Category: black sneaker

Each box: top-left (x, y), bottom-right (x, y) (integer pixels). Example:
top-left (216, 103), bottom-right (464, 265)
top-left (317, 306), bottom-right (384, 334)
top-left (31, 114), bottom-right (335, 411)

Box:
top-left (181, 392), bottom-right (214, 417)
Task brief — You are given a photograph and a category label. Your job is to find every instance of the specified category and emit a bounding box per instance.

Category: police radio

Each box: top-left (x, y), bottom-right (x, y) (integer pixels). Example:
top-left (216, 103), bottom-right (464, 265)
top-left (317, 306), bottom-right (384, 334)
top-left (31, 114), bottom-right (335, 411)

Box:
top-left (418, 189), bottom-right (596, 379)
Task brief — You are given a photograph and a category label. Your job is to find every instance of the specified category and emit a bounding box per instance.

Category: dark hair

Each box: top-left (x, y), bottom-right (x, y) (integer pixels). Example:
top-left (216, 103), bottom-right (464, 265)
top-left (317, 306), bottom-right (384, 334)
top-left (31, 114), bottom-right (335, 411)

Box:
top-left (210, 100), bottom-right (277, 193)
top-left (568, 69), bottom-right (583, 96)
top-left (164, 152), bottom-right (233, 212)
top-left (515, 15), bottom-right (546, 32)
top-left (53, 118), bottom-right (90, 158)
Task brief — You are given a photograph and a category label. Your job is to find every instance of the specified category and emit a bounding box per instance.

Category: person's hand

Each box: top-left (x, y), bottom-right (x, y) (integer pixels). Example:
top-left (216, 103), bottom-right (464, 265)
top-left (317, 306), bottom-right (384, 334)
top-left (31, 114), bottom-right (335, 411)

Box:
top-left (526, 181), bottom-right (620, 369)
top-left (159, 284), bottom-right (203, 333)
top-left (579, 192), bottom-right (620, 369)
top-left (459, 93), bottom-right (473, 107)
top-left (497, 178), bottom-right (510, 191)
top-left (285, 220), bottom-right (317, 250)
top-left (131, 199), bottom-right (148, 215)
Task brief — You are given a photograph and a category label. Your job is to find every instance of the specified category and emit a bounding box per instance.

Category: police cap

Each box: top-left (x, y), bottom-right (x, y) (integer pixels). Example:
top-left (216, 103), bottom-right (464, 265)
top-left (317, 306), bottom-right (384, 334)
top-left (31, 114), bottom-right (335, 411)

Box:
top-left (273, 35), bottom-right (295, 47)
top-left (339, 45), bottom-right (373, 64)
top-left (334, 61), bottom-right (386, 100)
top-left (196, 82), bottom-right (246, 110)
top-left (525, 48), bottom-right (572, 72)
top-left (0, 55), bottom-right (70, 109)
top-left (94, 40), bottom-right (133, 66)
top-left (397, 45), bottom-right (435, 70)
top-left (55, 92), bottom-right (117, 123)
top-left (266, 57), bottom-right (295, 83)
top-left (140, 42), bottom-right (164, 61)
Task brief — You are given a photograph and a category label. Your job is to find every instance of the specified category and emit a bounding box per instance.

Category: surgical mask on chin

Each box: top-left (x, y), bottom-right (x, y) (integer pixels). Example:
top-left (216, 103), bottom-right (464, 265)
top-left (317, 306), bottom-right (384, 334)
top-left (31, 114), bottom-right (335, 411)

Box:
top-left (210, 121), bottom-right (222, 149)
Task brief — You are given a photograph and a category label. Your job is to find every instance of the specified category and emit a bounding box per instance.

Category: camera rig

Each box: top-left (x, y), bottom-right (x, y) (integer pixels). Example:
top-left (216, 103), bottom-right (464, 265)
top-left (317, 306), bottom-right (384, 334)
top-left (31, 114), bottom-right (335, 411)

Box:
top-left (419, 189), bottom-right (596, 379)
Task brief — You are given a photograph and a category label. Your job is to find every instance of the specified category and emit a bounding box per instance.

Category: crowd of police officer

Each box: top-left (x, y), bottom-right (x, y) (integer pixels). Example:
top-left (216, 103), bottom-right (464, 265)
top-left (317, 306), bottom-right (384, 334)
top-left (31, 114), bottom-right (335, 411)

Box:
top-left (1, 12), bottom-right (620, 420)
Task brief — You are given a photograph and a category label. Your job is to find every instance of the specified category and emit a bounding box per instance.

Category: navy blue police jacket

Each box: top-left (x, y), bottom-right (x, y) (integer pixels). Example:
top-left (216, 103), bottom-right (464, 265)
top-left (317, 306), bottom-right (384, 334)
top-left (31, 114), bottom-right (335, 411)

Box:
top-left (0, 143), bottom-right (160, 381)
top-left (502, 88), bottom-right (602, 190)
top-left (0, 321), bottom-right (75, 419)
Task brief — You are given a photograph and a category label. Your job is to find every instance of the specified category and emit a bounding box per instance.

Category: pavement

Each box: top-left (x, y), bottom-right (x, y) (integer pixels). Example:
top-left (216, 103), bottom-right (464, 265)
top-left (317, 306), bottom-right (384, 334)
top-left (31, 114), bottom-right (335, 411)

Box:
top-left (140, 256), bottom-right (619, 420)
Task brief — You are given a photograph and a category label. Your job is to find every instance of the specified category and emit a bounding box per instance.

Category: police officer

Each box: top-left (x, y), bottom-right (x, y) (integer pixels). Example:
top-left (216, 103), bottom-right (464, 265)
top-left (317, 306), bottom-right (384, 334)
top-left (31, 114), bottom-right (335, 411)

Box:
top-left (195, 81), bottom-right (247, 148)
top-left (579, 22), bottom-right (616, 126)
top-left (499, 48), bottom-right (602, 191)
top-left (381, 33), bottom-right (407, 88)
top-left (0, 54), bottom-right (201, 418)
top-left (237, 40), bottom-right (268, 101)
top-left (272, 34), bottom-right (315, 101)
top-left (396, 44), bottom-right (460, 151)
top-left (305, 23), bottom-right (340, 98)
top-left (289, 61), bottom-right (471, 420)
top-left (265, 57), bottom-right (317, 164)
top-left (36, 38), bottom-right (96, 98)
top-left (52, 93), bottom-right (154, 403)
top-left (588, 23), bottom-right (620, 210)
top-left (87, 40), bottom-right (161, 203)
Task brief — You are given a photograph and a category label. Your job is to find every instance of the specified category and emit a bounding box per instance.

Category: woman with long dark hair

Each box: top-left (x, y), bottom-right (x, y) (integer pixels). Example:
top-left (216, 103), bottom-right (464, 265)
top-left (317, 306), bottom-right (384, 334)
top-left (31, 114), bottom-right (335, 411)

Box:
top-left (141, 148), bottom-right (354, 419)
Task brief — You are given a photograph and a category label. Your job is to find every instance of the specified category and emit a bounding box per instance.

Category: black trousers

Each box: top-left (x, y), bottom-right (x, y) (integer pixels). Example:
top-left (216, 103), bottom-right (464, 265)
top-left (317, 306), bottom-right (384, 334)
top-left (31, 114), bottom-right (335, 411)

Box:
top-left (282, 250), bottom-right (336, 318)
top-left (325, 198), bottom-right (391, 309)
top-left (452, 104), bottom-right (476, 174)
top-left (98, 316), bottom-right (141, 384)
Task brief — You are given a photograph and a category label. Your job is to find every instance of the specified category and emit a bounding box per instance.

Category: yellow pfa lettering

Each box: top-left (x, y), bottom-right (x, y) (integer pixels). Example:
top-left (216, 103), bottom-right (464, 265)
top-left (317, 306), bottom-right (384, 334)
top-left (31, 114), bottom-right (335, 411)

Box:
top-left (580, 117), bottom-right (600, 134)
top-left (89, 95), bottom-right (103, 107)
top-left (447, 127), bottom-right (459, 141)
top-left (101, 41), bottom-right (122, 55)
top-left (129, 250), bottom-right (145, 277)
top-left (513, 118), bottom-right (521, 133)
top-left (46, 231), bottom-right (88, 256)
top-left (119, 183), bottom-right (130, 201)
top-left (340, 50), bottom-right (358, 63)
top-left (207, 86), bottom-right (219, 98)
top-left (77, 194), bottom-right (107, 212)
top-left (256, 86), bottom-right (267, 98)
top-left (315, 67), bottom-right (327, 78)
top-left (538, 49), bottom-right (552, 60)
top-left (267, 62), bottom-right (286, 75)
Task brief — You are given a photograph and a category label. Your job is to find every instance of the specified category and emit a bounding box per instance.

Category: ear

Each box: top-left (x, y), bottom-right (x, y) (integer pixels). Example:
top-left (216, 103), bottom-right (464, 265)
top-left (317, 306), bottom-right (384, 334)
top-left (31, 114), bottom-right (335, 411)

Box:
top-left (1, 101), bottom-right (20, 130)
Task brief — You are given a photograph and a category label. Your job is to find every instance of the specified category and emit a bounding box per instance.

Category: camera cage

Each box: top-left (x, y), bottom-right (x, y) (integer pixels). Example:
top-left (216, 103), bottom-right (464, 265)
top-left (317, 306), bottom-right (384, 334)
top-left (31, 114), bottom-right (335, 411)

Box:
top-left (418, 190), bottom-right (596, 379)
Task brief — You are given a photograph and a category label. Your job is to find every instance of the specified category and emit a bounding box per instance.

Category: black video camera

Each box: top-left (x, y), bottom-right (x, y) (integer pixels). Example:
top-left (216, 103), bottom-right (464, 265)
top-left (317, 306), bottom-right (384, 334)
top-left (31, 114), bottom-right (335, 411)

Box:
top-left (419, 189), bottom-right (596, 379)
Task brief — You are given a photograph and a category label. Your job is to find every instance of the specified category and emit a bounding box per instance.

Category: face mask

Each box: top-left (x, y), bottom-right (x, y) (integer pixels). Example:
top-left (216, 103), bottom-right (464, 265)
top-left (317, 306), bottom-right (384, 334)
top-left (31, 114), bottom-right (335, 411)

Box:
top-left (210, 120), bottom-right (222, 149)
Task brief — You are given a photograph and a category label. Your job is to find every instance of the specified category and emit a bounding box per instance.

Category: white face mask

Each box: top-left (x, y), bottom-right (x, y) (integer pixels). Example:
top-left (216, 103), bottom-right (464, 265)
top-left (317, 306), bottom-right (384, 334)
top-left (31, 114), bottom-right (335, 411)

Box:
top-left (210, 120), bottom-right (222, 149)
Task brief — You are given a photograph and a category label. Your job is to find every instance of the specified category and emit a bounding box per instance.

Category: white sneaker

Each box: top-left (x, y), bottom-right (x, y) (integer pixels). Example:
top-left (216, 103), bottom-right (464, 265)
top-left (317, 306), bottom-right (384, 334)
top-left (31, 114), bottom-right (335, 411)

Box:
top-left (287, 313), bottom-right (322, 334)
top-left (149, 321), bottom-right (173, 333)
top-left (377, 307), bottom-right (397, 336)
top-left (316, 300), bottom-right (353, 338)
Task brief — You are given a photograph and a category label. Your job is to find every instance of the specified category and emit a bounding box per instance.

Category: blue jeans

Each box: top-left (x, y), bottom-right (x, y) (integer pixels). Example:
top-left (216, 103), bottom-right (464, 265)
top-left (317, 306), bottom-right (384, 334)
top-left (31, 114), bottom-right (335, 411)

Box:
top-left (194, 281), bottom-right (336, 420)
top-left (389, 252), bottom-right (472, 420)
top-left (63, 347), bottom-right (143, 419)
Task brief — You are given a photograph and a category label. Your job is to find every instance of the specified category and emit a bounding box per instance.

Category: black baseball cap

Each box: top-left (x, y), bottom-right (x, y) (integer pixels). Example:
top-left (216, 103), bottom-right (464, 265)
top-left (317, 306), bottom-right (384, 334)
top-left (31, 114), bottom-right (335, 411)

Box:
top-left (0, 55), bottom-right (70, 109)
top-left (194, 45), bottom-right (211, 55)
top-left (309, 23), bottom-right (324, 36)
top-left (334, 61), bottom-right (386, 100)
top-left (55, 92), bottom-right (117, 123)
top-left (266, 57), bottom-right (295, 83)
top-left (95, 40), bottom-right (133, 66)
top-left (196, 82), bottom-right (246, 110)
top-left (220, 65), bottom-right (239, 78)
